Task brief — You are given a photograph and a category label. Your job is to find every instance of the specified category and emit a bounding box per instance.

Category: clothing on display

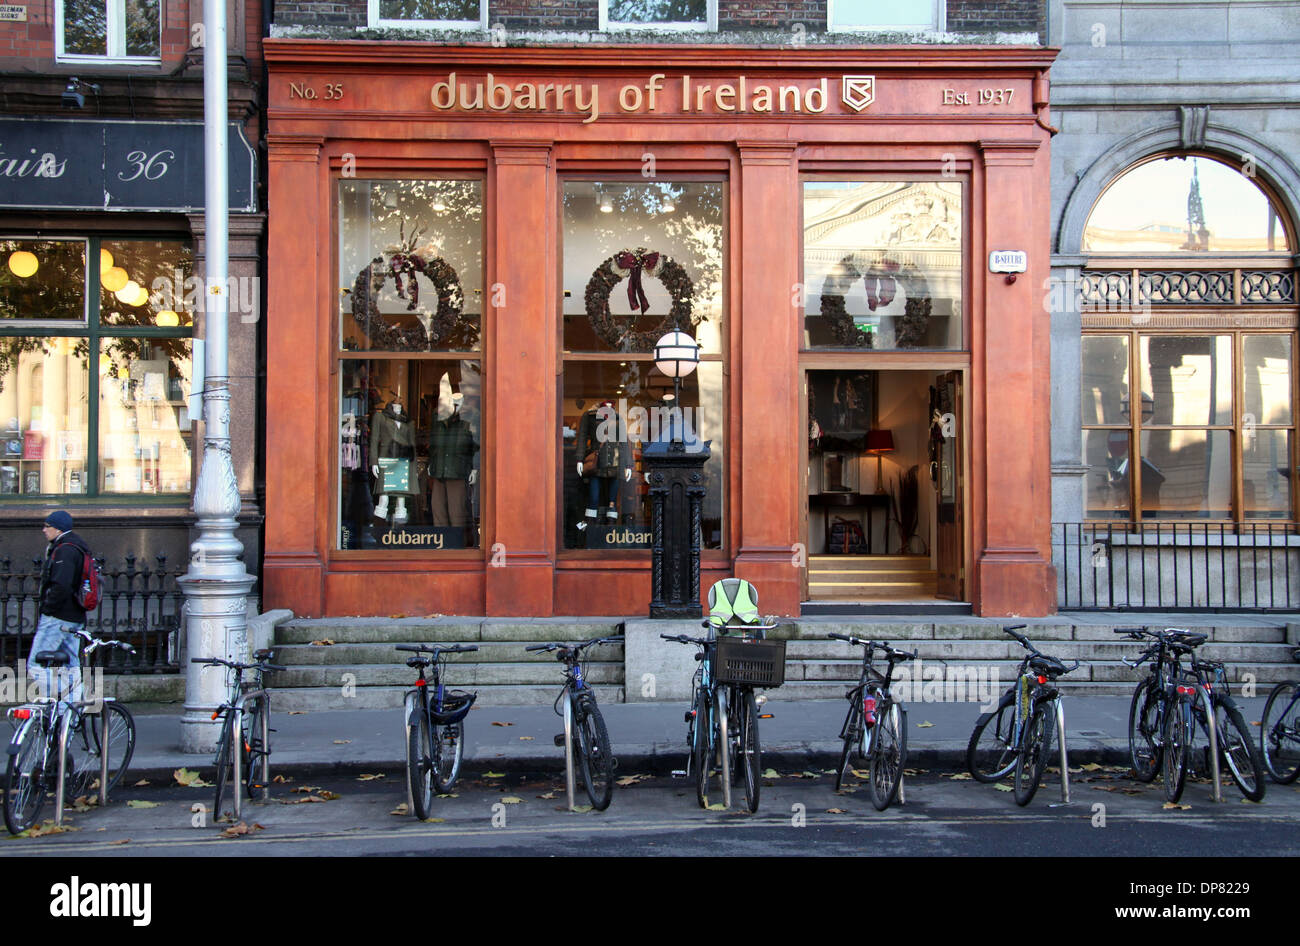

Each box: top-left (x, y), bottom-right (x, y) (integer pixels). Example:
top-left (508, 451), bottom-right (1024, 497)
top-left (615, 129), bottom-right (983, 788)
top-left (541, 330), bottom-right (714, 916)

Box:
top-left (428, 392), bottom-right (478, 530)
top-left (575, 400), bottom-right (631, 525)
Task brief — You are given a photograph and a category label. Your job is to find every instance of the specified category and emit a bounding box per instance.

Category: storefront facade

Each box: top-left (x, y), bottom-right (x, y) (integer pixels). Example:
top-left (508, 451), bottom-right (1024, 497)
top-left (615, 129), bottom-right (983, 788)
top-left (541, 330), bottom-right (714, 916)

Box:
top-left (262, 41), bottom-right (1058, 618)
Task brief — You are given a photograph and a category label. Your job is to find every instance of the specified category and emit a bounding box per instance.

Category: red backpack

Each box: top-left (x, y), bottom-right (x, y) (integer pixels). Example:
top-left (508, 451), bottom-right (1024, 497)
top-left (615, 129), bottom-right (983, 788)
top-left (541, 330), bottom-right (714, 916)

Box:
top-left (57, 543), bottom-right (102, 611)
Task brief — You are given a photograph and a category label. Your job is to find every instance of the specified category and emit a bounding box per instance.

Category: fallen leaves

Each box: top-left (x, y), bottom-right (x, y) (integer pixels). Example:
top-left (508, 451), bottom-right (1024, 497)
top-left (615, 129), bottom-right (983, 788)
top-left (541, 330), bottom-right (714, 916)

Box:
top-left (126, 800), bottom-right (159, 809)
top-left (108, 838), bottom-right (130, 846)
top-left (943, 772), bottom-right (973, 780)
top-left (16, 820), bottom-right (78, 838)
top-left (826, 807), bottom-right (848, 814)
top-left (916, 721), bottom-right (935, 729)
top-left (994, 784), bottom-right (1013, 792)
top-left (332, 739), bottom-right (351, 745)
top-left (218, 821), bottom-right (265, 838)
top-left (272, 774), bottom-right (292, 784)
top-left (390, 803), bottom-right (409, 816)
top-left (761, 768), bottom-right (780, 779)
top-left (483, 771), bottom-right (505, 779)
top-left (705, 803), bottom-right (727, 811)
top-left (132, 779), bottom-right (150, 787)
top-left (356, 773), bottom-right (385, 781)
top-left (309, 639), bottom-right (335, 646)
top-left (519, 736), bottom-right (534, 741)
top-left (173, 768), bottom-right (212, 788)
top-left (491, 721), bottom-right (514, 727)
top-left (499, 796), bottom-right (523, 804)
top-left (615, 774), bottom-right (652, 787)
top-left (537, 791), bottom-right (557, 800)
top-left (288, 711), bottom-right (307, 716)
top-left (1162, 802), bottom-right (1192, 811)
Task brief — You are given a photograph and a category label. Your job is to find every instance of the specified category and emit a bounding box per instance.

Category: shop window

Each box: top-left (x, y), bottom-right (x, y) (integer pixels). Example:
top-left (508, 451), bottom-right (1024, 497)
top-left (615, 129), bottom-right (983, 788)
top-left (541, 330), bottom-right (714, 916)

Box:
top-left (57, 0), bottom-right (160, 61)
top-left (368, 0), bottom-right (486, 28)
top-left (337, 179), bottom-right (484, 551)
top-left (802, 180), bottom-right (963, 351)
top-left (561, 179), bottom-right (726, 551)
top-left (0, 237), bottom-right (193, 498)
top-left (828, 0), bottom-right (940, 31)
top-left (600, 0), bottom-right (715, 30)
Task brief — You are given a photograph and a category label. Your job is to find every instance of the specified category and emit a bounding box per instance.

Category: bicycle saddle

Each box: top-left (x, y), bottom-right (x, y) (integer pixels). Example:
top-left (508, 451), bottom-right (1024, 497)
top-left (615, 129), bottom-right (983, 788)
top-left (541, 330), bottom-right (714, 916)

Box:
top-left (34, 650), bottom-right (71, 668)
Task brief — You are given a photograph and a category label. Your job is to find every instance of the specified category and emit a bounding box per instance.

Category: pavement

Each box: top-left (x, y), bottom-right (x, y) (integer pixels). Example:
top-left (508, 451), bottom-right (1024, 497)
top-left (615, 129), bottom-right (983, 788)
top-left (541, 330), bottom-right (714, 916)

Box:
top-left (126, 693), bottom-right (1279, 780)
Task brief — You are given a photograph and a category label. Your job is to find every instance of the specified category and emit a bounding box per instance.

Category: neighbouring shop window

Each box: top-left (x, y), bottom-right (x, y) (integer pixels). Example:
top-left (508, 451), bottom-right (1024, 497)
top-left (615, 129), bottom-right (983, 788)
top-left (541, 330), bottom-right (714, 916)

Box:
top-left (369, 0), bottom-right (484, 27)
top-left (601, 0), bottom-right (714, 29)
top-left (1082, 332), bottom-right (1295, 521)
top-left (337, 178), bottom-right (484, 552)
top-left (828, 0), bottom-right (939, 30)
top-left (561, 178), bottom-right (726, 551)
top-left (0, 237), bottom-right (193, 498)
top-left (58, 0), bottom-right (160, 60)
top-left (802, 180), bottom-right (963, 350)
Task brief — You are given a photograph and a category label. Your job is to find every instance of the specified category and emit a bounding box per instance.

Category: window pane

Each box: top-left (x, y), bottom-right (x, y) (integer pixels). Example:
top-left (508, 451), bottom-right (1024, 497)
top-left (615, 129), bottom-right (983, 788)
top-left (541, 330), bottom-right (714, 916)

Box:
top-left (63, 0), bottom-right (108, 55)
top-left (832, 0), bottom-right (935, 28)
top-left (1082, 429), bottom-right (1131, 519)
top-left (1140, 429), bottom-right (1231, 519)
top-left (563, 181), bottom-right (724, 354)
top-left (1243, 428), bottom-right (1293, 520)
top-left (1243, 334), bottom-right (1292, 427)
top-left (339, 180), bottom-right (482, 353)
top-left (100, 240), bottom-right (194, 327)
top-left (1, 239), bottom-right (86, 322)
top-left (338, 358), bottom-right (481, 550)
top-left (562, 361), bottom-right (723, 550)
top-left (378, 0), bottom-right (478, 20)
top-left (1081, 335), bottom-right (1130, 425)
top-left (1141, 335), bottom-right (1232, 426)
top-left (1084, 155), bottom-right (1292, 254)
top-left (124, 0), bottom-right (159, 55)
top-left (803, 181), bottom-right (962, 350)
top-left (608, 0), bottom-right (706, 23)
top-left (0, 340), bottom-right (89, 497)
top-left (98, 340), bottom-right (192, 494)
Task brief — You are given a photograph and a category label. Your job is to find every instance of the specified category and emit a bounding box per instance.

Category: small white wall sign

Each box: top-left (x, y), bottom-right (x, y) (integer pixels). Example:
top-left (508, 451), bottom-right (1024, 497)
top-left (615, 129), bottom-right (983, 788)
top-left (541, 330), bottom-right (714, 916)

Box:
top-left (0, 5), bottom-right (27, 20)
top-left (989, 250), bottom-right (1028, 273)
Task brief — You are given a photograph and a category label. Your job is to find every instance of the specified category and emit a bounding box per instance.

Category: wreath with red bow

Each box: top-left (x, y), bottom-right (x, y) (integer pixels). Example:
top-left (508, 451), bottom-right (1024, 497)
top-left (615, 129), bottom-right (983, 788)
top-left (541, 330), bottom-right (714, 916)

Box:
top-left (584, 248), bottom-right (697, 352)
top-left (818, 255), bottom-right (932, 348)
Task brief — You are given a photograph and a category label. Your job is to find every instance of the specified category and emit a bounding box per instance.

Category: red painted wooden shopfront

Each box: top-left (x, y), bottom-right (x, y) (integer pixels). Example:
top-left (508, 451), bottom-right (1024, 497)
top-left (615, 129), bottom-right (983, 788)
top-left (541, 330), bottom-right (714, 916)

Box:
top-left (262, 41), bottom-right (1058, 618)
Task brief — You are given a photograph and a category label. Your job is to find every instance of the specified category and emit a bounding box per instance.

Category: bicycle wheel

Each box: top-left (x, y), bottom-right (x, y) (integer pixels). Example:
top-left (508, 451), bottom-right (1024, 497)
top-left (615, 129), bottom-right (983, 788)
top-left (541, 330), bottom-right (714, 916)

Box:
top-left (691, 688), bottom-right (712, 809)
top-left (1162, 699), bottom-right (1189, 804)
top-left (431, 720), bottom-right (464, 794)
top-left (61, 712), bottom-right (97, 802)
top-left (834, 695), bottom-right (865, 793)
top-left (576, 698), bottom-right (614, 811)
top-left (1216, 702), bottom-right (1265, 802)
top-left (88, 702), bottom-right (135, 795)
top-left (4, 718), bottom-right (49, 834)
top-left (870, 702), bottom-right (907, 811)
top-left (740, 691), bottom-right (761, 813)
top-left (967, 691), bottom-right (1017, 782)
top-left (1260, 681), bottom-right (1300, 784)
top-left (1127, 677), bottom-right (1162, 783)
top-left (1013, 701), bottom-right (1052, 807)
top-left (241, 698), bottom-right (268, 801)
top-left (213, 713), bottom-right (234, 818)
top-left (407, 703), bottom-right (435, 820)
top-left (717, 688), bottom-right (732, 808)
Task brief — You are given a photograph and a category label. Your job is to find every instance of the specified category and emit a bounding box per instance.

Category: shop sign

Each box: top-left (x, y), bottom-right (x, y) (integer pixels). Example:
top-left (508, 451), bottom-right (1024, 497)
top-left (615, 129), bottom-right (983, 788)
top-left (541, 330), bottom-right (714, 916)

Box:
top-left (988, 250), bottom-right (1028, 274)
top-left (585, 525), bottom-right (652, 549)
top-left (0, 118), bottom-right (256, 212)
top-left (0, 6), bottom-right (26, 21)
top-left (377, 527), bottom-right (465, 549)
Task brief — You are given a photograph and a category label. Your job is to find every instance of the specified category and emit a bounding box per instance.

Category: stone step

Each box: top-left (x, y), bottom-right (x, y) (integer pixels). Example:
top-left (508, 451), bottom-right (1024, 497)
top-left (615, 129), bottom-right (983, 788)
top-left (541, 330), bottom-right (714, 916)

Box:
top-left (783, 639), bottom-right (1294, 662)
top-left (276, 618), bottom-right (622, 645)
top-left (778, 657), bottom-right (1298, 686)
top-left (780, 621), bottom-right (1287, 644)
top-left (274, 641), bottom-right (625, 666)
top-left (265, 684), bottom-right (625, 711)
top-left (759, 681), bottom-right (1139, 699)
top-left (273, 661), bottom-right (624, 689)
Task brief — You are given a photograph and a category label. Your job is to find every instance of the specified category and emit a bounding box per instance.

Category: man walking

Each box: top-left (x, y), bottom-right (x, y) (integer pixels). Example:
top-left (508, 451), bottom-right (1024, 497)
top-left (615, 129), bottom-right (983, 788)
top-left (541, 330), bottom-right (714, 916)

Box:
top-left (30, 510), bottom-right (92, 701)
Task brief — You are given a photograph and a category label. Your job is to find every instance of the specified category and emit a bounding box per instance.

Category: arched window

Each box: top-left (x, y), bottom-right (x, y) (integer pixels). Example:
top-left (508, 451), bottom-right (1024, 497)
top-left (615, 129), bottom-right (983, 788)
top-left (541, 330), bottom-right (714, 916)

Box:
top-left (1079, 153), bottom-right (1298, 523)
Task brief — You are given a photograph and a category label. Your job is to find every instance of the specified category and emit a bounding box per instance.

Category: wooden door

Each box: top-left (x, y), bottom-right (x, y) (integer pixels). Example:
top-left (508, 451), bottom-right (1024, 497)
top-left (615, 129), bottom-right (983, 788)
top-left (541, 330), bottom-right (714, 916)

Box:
top-left (934, 371), bottom-right (964, 600)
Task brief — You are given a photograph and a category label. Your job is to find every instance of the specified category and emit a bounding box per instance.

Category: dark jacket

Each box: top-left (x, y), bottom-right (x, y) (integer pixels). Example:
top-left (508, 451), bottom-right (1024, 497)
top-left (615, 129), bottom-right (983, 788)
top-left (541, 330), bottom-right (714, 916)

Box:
top-left (428, 412), bottom-right (477, 480)
top-left (39, 530), bottom-right (91, 623)
top-left (370, 404), bottom-right (416, 459)
top-left (577, 406), bottom-right (627, 478)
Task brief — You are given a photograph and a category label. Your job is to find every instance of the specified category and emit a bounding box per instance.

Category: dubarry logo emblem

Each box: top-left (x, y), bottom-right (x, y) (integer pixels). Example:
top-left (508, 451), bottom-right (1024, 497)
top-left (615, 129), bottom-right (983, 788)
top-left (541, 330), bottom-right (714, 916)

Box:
top-left (841, 75), bottom-right (875, 112)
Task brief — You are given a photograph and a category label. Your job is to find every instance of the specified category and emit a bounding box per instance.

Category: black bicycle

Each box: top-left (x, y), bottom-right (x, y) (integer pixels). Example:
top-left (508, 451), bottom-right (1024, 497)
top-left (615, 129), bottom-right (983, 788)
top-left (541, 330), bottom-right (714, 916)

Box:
top-left (397, 643), bottom-right (478, 820)
top-left (526, 636), bottom-right (622, 811)
top-left (829, 634), bottom-right (913, 810)
top-left (1260, 648), bottom-right (1300, 784)
top-left (1115, 626), bottom-right (1205, 782)
top-left (192, 650), bottom-right (285, 819)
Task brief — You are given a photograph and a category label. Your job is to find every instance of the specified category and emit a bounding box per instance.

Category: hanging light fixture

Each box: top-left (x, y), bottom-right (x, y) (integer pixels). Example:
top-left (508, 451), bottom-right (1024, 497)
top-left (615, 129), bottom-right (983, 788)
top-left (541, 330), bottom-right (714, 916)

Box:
top-left (7, 251), bottom-right (38, 278)
top-left (102, 266), bottom-right (129, 292)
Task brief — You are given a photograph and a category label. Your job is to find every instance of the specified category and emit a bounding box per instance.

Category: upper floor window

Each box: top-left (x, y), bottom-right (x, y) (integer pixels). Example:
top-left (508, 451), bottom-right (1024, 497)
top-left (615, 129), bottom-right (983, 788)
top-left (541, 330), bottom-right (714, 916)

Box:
top-left (828, 0), bottom-right (940, 31)
top-left (1084, 154), bottom-right (1293, 255)
top-left (368, 0), bottom-right (486, 29)
top-left (57, 0), bottom-right (160, 62)
top-left (600, 0), bottom-right (716, 31)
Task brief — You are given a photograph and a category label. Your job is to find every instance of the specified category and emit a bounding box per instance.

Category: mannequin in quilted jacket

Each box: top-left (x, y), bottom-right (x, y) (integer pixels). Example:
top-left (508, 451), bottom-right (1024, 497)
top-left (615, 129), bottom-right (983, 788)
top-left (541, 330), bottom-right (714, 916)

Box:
top-left (371, 399), bottom-right (416, 523)
top-left (575, 400), bottom-right (632, 530)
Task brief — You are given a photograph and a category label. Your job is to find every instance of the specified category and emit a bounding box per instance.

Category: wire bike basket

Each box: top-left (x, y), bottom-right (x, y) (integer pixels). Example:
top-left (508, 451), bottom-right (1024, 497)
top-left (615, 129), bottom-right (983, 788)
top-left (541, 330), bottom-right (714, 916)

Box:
top-left (713, 636), bottom-right (786, 688)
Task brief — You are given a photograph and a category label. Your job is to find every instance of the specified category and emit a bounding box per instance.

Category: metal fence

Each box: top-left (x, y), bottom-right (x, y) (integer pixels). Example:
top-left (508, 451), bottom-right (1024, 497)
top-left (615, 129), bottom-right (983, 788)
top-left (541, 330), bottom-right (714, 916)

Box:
top-left (1055, 521), bottom-right (1300, 611)
top-left (0, 554), bottom-right (185, 673)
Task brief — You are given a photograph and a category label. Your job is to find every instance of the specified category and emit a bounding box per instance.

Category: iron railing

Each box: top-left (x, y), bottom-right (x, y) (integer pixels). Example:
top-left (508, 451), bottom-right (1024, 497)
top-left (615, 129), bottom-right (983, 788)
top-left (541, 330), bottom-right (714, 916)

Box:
top-left (1055, 521), bottom-right (1300, 611)
top-left (0, 554), bottom-right (185, 672)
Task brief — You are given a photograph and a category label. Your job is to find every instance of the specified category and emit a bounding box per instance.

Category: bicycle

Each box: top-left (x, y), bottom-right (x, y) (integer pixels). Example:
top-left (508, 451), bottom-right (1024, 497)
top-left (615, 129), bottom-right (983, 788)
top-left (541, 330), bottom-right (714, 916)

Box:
top-left (1259, 648), bottom-right (1300, 784)
top-left (1162, 645), bottom-right (1265, 803)
top-left (965, 624), bottom-right (1079, 806)
top-left (829, 634), bottom-right (914, 810)
top-left (525, 635), bottom-right (622, 811)
top-left (4, 629), bottom-right (136, 835)
top-left (1114, 626), bottom-right (1206, 782)
top-left (192, 650), bottom-right (285, 820)
top-left (397, 643), bottom-right (478, 820)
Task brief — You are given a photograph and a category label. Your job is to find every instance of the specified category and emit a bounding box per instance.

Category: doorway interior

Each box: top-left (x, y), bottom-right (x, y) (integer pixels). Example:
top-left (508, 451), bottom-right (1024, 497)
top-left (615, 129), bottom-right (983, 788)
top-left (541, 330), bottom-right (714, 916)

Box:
top-left (804, 368), bottom-right (965, 606)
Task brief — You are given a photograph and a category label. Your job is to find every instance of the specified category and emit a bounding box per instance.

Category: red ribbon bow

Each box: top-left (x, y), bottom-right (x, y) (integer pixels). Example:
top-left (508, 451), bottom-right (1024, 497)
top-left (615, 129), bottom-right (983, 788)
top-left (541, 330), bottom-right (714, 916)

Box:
top-left (615, 251), bottom-right (660, 312)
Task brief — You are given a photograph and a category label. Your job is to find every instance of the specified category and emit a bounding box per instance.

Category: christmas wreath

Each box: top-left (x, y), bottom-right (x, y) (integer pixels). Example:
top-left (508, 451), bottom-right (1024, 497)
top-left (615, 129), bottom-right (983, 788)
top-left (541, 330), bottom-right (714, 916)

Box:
top-left (349, 222), bottom-right (472, 351)
top-left (584, 248), bottom-right (697, 352)
top-left (818, 255), bottom-right (932, 348)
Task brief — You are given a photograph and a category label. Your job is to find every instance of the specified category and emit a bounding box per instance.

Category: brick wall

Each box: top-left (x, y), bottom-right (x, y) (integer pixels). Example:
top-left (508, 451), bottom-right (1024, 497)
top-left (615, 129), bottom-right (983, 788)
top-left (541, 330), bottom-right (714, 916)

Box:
top-left (946, 0), bottom-right (1040, 34)
top-left (718, 0), bottom-right (823, 31)
top-left (492, 0), bottom-right (596, 31)
top-left (277, 0), bottom-right (367, 28)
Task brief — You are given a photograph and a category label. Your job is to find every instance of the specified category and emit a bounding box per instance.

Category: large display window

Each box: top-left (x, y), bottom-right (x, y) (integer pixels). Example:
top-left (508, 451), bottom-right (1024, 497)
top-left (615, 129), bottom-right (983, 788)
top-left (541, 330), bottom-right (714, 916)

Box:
top-left (336, 179), bottom-right (484, 550)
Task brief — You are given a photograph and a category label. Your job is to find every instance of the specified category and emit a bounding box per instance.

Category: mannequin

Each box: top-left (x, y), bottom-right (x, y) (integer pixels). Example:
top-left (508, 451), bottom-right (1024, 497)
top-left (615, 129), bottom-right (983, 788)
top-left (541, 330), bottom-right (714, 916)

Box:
top-left (428, 384), bottom-right (478, 533)
top-left (370, 398), bottom-right (416, 523)
top-left (575, 399), bottom-right (631, 530)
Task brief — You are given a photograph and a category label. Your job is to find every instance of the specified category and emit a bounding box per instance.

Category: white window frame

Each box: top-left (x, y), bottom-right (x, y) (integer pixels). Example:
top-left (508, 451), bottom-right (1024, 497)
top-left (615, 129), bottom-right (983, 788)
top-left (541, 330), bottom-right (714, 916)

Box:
top-left (599, 0), bottom-right (717, 32)
top-left (55, 0), bottom-right (161, 64)
top-left (826, 0), bottom-right (942, 32)
top-left (368, 0), bottom-right (488, 30)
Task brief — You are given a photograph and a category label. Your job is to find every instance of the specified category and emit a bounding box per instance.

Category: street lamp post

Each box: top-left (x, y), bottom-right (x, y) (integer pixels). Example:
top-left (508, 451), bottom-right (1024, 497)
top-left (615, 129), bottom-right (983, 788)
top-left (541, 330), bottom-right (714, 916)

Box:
top-left (177, 0), bottom-right (256, 753)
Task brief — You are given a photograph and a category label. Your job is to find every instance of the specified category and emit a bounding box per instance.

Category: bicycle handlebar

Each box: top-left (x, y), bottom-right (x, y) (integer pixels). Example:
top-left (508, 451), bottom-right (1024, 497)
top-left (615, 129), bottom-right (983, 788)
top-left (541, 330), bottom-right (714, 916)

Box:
top-left (191, 656), bottom-right (285, 672)
top-left (828, 633), bottom-right (917, 661)
top-left (525, 635), bottom-right (625, 654)
top-left (395, 643), bottom-right (480, 655)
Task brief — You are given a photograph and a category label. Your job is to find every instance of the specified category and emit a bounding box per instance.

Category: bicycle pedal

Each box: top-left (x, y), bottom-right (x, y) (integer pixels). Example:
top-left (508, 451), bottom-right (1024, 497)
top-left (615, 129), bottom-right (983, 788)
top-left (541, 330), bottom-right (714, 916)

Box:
top-left (553, 734), bottom-right (566, 747)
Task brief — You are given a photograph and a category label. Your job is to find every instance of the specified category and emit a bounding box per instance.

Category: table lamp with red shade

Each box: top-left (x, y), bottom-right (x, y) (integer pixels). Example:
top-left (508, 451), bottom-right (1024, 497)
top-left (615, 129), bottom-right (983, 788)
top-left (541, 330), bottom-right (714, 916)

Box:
top-left (865, 428), bottom-right (895, 494)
